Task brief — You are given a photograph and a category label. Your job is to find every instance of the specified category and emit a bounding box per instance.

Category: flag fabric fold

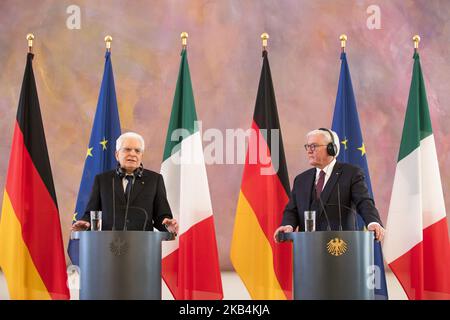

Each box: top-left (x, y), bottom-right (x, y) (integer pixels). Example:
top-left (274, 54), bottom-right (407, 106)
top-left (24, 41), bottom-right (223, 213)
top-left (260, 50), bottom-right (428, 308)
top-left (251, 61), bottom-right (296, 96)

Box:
top-left (383, 52), bottom-right (450, 300)
top-left (331, 52), bottom-right (388, 299)
top-left (230, 50), bottom-right (292, 300)
top-left (161, 49), bottom-right (223, 300)
top-left (0, 53), bottom-right (69, 299)
top-left (67, 51), bottom-right (121, 265)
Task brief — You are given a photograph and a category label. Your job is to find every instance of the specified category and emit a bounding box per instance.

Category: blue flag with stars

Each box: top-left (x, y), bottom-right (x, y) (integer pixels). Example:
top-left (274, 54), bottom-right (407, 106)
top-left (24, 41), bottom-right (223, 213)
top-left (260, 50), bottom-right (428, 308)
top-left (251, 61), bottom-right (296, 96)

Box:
top-left (331, 52), bottom-right (388, 300)
top-left (68, 51), bottom-right (121, 265)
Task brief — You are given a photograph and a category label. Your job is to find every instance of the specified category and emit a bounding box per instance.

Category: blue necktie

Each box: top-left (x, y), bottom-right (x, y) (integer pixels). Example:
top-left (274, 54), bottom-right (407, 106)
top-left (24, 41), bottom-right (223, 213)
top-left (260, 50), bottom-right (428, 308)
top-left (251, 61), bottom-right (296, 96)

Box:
top-left (124, 175), bottom-right (133, 201)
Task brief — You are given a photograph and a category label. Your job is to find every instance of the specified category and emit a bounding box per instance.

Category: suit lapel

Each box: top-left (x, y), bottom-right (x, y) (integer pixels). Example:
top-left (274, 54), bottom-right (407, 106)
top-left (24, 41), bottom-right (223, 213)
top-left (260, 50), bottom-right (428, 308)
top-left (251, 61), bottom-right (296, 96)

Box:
top-left (304, 168), bottom-right (316, 209)
top-left (320, 162), bottom-right (343, 204)
top-left (114, 175), bottom-right (126, 204)
top-left (129, 175), bottom-right (145, 204)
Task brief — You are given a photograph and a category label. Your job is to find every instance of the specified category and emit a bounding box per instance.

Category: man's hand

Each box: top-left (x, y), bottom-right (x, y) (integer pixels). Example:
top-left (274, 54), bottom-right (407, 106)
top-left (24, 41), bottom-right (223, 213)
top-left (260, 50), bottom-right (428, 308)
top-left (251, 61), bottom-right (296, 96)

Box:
top-left (162, 218), bottom-right (179, 235)
top-left (368, 223), bottom-right (385, 241)
top-left (71, 220), bottom-right (90, 231)
top-left (273, 225), bottom-right (294, 243)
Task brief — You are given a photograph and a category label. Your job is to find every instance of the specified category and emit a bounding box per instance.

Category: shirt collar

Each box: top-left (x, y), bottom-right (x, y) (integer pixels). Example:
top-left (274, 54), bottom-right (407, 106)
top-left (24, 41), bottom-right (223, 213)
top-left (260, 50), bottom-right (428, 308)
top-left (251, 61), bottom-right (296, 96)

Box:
top-left (316, 158), bottom-right (337, 178)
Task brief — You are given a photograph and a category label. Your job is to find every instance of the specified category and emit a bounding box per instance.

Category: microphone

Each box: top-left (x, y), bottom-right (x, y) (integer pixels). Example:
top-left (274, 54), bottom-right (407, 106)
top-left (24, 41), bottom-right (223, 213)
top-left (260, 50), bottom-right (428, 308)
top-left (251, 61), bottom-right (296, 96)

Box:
top-left (123, 175), bottom-right (135, 231)
top-left (325, 203), bottom-right (360, 231)
top-left (337, 178), bottom-right (342, 231)
top-left (112, 177), bottom-right (116, 231)
top-left (333, 172), bottom-right (353, 231)
top-left (120, 206), bottom-right (149, 231)
top-left (316, 189), bottom-right (331, 231)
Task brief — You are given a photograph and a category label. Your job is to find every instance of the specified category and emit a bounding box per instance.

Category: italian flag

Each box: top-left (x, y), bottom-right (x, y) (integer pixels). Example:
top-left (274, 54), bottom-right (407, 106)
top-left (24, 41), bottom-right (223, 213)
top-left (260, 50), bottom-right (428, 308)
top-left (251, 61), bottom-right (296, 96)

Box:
top-left (384, 52), bottom-right (450, 299)
top-left (160, 48), bottom-right (223, 299)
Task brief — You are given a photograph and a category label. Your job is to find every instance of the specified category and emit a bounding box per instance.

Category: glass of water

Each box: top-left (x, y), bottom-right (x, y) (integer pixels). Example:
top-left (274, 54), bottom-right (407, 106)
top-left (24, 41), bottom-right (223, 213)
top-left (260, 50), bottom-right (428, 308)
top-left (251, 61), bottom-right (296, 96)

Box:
top-left (304, 211), bottom-right (316, 232)
top-left (90, 211), bottom-right (102, 231)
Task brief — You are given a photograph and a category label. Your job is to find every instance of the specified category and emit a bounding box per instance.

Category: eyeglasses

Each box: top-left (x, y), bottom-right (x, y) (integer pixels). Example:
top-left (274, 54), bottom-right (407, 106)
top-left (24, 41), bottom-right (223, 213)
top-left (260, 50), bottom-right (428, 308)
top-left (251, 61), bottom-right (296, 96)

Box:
top-left (304, 144), bottom-right (327, 152)
top-left (120, 147), bottom-right (143, 155)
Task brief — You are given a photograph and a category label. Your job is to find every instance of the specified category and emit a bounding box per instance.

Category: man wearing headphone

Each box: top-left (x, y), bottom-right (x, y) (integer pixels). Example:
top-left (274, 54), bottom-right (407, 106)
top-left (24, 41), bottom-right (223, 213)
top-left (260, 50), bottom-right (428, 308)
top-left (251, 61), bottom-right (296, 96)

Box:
top-left (72, 132), bottom-right (178, 234)
top-left (274, 128), bottom-right (385, 241)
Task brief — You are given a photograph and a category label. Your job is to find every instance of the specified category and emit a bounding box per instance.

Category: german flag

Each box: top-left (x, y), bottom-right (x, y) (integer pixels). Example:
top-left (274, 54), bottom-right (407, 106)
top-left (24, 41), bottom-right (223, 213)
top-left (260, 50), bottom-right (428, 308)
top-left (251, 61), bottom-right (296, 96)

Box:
top-left (230, 49), bottom-right (292, 299)
top-left (0, 53), bottom-right (69, 299)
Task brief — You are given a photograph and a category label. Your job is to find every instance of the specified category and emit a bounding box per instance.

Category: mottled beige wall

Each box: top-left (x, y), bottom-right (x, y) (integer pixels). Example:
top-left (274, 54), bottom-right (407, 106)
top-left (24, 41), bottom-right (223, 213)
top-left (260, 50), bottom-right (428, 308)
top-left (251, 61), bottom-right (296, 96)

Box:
top-left (1, 0), bottom-right (450, 270)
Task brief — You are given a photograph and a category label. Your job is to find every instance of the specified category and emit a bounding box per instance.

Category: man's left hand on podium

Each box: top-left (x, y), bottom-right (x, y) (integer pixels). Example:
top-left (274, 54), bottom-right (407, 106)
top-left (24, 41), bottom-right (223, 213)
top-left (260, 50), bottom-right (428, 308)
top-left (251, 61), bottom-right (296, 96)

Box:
top-left (368, 223), bottom-right (385, 241)
top-left (162, 218), bottom-right (179, 235)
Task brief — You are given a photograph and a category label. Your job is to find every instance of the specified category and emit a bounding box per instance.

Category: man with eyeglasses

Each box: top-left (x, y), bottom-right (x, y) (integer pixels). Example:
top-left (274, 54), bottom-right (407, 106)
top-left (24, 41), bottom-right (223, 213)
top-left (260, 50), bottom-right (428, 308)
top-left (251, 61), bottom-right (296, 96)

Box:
top-left (72, 132), bottom-right (178, 234)
top-left (274, 128), bottom-right (384, 241)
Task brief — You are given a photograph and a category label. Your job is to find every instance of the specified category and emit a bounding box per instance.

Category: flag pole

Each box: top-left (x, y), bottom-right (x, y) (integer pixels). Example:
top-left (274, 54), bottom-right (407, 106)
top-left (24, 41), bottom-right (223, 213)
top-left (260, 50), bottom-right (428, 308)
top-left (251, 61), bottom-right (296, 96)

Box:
top-left (413, 35), bottom-right (420, 53)
top-left (340, 34), bottom-right (347, 53)
top-left (261, 32), bottom-right (269, 53)
top-left (26, 33), bottom-right (34, 53)
top-left (105, 35), bottom-right (112, 52)
top-left (181, 32), bottom-right (188, 49)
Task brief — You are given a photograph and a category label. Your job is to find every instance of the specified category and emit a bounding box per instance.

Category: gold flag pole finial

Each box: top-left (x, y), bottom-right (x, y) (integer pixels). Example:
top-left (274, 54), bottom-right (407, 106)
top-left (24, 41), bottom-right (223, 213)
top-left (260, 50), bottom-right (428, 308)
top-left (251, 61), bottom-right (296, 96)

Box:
top-left (26, 33), bottom-right (35, 53)
top-left (413, 35), bottom-right (420, 52)
top-left (261, 33), bottom-right (269, 51)
top-left (340, 34), bottom-right (347, 53)
top-left (181, 32), bottom-right (188, 49)
top-left (105, 35), bottom-right (113, 52)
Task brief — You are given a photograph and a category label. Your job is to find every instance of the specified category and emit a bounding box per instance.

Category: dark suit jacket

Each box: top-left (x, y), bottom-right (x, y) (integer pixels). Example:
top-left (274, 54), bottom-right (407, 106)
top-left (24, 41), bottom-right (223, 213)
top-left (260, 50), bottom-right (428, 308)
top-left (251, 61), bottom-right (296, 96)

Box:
top-left (281, 162), bottom-right (382, 231)
top-left (81, 169), bottom-right (172, 231)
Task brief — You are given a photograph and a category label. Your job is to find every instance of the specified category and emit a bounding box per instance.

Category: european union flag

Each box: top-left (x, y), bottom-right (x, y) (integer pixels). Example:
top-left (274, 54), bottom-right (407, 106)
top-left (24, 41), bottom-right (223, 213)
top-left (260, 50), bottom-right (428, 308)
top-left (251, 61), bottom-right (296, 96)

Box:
top-left (331, 52), bottom-right (388, 300)
top-left (68, 51), bottom-right (121, 265)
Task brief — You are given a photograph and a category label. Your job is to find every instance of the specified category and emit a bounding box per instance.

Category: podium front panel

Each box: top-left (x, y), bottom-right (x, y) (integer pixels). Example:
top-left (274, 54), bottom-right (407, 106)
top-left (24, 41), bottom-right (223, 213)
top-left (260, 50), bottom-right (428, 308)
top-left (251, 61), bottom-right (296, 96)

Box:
top-left (77, 231), bottom-right (171, 300)
top-left (284, 231), bottom-right (375, 300)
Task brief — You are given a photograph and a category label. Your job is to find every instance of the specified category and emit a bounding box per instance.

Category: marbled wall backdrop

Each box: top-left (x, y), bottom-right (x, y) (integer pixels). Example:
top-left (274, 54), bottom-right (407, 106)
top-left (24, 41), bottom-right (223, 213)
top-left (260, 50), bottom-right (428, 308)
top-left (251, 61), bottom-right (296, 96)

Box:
top-left (1, 0), bottom-right (450, 269)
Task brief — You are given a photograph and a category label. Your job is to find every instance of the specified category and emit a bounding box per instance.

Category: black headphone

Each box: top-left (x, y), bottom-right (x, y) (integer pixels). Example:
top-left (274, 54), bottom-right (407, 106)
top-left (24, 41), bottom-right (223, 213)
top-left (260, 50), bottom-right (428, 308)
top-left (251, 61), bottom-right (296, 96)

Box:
top-left (116, 163), bottom-right (144, 179)
top-left (318, 128), bottom-right (337, 157)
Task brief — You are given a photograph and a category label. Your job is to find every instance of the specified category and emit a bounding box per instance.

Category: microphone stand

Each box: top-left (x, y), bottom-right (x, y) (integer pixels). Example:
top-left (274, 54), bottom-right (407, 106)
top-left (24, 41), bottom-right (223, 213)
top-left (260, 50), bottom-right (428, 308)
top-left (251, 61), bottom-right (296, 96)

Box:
top-left (123, 176), bottom-right (135, 231)
top-left (112, 177), bottom-right (116, 231)
top-left (317, 189), bottom-right (331, 231)
top-left (337, 182), bottom-right (342, 231)
top-left (325, 203), bottom-right (360, 231)
top-left (120, 206), bottom-right (149, 231)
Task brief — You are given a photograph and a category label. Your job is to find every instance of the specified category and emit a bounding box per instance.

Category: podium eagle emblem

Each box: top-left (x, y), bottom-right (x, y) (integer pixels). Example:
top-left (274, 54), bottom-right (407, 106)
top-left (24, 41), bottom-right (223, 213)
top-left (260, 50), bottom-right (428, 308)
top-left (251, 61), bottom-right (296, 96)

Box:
top-left (327, 238), bottom-right (347, 256)
top-left (110, 237), bottom-right (129, 256)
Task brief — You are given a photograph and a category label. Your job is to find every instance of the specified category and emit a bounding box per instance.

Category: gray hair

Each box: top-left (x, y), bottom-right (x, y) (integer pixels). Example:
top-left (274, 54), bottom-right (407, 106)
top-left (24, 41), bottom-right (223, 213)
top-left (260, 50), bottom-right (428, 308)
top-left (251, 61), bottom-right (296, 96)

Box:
top-left (116, 132), bottom-right (145, 151)
top-left (306, 129), bottom-right (340, 157)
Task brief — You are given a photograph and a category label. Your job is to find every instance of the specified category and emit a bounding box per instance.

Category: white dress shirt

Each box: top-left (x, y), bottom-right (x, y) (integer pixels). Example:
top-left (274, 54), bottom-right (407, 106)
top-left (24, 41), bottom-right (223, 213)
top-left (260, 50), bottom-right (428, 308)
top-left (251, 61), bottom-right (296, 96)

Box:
top-left (315, 159), bottom-right (336, 189)
top-left (122, 174), bottom-right (134, 192)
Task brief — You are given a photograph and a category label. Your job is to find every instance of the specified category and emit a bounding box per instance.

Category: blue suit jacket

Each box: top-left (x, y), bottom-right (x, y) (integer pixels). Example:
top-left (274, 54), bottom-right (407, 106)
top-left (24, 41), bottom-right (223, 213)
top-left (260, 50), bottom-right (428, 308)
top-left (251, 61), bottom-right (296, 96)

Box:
top-left (281, 162), bottom-right (382, 231)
